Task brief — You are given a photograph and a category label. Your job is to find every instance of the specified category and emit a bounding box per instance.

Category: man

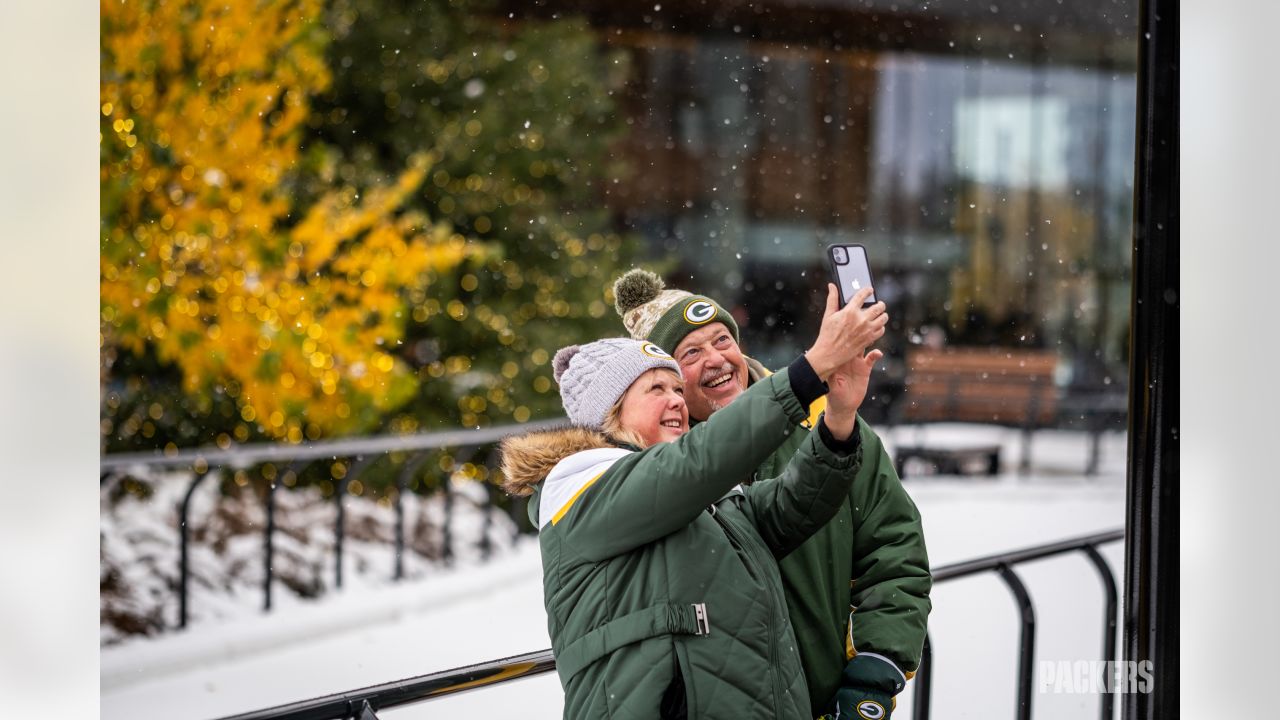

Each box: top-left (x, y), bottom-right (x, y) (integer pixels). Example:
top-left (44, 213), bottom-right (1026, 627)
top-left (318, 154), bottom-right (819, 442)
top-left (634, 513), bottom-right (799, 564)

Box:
top-left (613, 269), bottom-right (931, 720)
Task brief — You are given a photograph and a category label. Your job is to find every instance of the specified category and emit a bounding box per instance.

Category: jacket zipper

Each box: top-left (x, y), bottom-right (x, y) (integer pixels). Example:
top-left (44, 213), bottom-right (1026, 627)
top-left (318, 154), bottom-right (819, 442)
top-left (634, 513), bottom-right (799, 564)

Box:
top-left (711, 500), bottom-right (784, 713)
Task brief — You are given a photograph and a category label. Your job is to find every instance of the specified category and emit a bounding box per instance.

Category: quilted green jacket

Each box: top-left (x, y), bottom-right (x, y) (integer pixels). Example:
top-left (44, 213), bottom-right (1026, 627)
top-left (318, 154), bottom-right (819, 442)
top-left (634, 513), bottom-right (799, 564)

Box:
top-left (502, 370), bottom-right (861, 718)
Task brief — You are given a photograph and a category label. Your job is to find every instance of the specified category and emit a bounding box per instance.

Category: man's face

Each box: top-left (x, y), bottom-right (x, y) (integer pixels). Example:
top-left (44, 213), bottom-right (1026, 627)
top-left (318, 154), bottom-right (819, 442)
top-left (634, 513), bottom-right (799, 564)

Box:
top-left (671, 322), bottom-right (749, 421)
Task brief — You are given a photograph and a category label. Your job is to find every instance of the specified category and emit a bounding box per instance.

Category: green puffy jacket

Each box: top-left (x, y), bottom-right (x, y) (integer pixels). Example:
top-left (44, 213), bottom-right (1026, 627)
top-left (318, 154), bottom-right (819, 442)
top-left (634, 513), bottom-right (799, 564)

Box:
top-left (500, 370), bottom-right (862, 719)
top-left (742, 358), bottom-right (932, 716)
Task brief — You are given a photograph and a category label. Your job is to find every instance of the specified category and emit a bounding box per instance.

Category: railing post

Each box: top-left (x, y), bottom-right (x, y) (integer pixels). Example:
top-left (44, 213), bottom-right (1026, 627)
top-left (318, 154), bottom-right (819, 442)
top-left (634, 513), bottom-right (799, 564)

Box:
top-left (335, 455), bottom-right (379, 590)
top-left (1086, 428), bottom-right (1102, 476)
top-left (510, 493), bottom-right (529, 538)
top-left (263, 459), bottom-right (309, 613)
top-left (912, 632), bottom-right (933, 720)
top-left (264, 466), bottom-right (276, 613)
top-left (442, 468), bottom-right (454, 566)
top-left (351, 698), bottom-right (379, 720)
top-left (178, 470), bottom-right (211, 629)
top-left (1019, 424), bottom-right (1033, 475)
top-left (479, 476), bottom-right (495, 561)
top-left (334, 462), bottom-right (346, 590)
top-left (1020, 378), bottom-right (1044, 474)
top-left (442, 449), bottom-right (475, 567)
top-left (394, 452), bottom-right (430, 581)
top-left (996, 563), bottom-right (1036, 720)
top-left (1083, 544), bottom-right (1120, 720)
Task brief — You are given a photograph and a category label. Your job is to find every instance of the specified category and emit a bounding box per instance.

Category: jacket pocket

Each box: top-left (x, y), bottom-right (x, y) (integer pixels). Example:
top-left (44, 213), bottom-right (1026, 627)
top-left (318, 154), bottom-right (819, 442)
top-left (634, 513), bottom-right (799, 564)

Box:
top-left (668, 639), bottom-right (697, 719)
top-left (659, 647), bottom-right (687, 720)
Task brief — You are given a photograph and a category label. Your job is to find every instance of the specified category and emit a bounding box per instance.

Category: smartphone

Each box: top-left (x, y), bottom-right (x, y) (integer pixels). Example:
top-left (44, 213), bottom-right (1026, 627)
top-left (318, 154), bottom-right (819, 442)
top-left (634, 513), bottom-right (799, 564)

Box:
top-left (825, 243), bottom-right (877, 308)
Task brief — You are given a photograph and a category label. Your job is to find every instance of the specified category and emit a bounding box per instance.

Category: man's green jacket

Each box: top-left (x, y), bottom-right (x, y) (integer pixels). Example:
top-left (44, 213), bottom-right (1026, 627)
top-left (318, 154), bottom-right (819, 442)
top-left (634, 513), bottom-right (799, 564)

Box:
top-left (743, 358), bottom-right (932, 715)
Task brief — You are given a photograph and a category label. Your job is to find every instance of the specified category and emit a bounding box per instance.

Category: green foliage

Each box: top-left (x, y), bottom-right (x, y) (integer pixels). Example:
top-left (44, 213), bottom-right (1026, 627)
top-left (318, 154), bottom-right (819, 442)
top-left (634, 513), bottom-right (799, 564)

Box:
top-left (101, 0), bottom-right (638, 458)
top-left (311, 0), bottom-right (638, 436)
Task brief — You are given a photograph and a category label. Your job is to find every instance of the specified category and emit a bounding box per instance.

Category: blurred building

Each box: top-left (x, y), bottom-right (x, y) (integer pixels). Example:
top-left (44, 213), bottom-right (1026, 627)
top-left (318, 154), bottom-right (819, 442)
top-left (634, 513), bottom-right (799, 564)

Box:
top-left (510, 0), bottom-right (1137, 414)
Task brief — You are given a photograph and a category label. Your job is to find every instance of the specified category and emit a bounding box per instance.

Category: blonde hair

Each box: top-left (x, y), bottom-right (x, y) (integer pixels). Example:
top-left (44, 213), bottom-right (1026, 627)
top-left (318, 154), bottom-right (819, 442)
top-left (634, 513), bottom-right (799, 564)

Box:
top-left (599, 367), bottom-right (684, 449)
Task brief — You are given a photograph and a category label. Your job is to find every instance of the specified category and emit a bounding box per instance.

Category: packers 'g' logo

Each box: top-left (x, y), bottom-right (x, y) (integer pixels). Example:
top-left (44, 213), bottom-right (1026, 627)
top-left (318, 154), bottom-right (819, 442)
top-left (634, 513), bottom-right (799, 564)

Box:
top-left (640, 342), bottom-right (671, 359)
top-left (856, 700), bottom-right (886, 720)
top-left (683, 300), bottom-right (716, 325)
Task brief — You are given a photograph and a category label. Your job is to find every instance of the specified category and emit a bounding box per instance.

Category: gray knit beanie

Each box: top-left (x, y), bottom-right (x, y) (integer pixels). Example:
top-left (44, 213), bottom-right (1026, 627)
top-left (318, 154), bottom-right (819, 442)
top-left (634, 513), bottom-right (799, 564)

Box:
top-left (552, 338), bottom-right (682, 429)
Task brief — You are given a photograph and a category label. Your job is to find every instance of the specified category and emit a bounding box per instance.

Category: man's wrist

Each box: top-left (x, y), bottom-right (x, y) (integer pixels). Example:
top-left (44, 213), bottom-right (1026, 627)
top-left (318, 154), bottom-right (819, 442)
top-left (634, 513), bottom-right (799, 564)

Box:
top-left (788, 354), bottom-right (829, 408)
top-left (818, 413), bottom-right (859, 450)
top-left (804, 346), bottom-right (836, 381)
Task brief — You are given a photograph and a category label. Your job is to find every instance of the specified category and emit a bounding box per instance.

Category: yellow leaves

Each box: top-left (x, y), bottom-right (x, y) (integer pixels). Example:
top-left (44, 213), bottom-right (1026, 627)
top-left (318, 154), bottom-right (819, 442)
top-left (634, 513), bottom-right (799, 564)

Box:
top-left (101, 0), bottom-right (486, 443)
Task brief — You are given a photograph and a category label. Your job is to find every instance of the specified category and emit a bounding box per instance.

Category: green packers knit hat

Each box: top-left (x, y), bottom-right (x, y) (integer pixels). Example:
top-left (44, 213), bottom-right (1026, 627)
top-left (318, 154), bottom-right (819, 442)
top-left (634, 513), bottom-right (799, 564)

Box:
top-left (612, 269), bottom-right (739, 354)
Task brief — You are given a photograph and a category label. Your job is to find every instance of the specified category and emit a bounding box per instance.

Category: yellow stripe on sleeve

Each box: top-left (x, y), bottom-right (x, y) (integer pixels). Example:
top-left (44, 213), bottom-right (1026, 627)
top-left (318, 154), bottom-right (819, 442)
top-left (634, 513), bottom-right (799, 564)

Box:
top-left (804, 393), bottom-right (827, 429)
top-left (550, 470), bottom-right (605, 526)
top-left (759, 365), bottom-right (827, 429)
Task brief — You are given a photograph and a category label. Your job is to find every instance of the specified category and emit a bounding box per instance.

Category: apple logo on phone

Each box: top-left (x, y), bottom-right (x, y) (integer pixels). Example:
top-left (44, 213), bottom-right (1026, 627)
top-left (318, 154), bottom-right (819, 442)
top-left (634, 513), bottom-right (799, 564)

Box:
top-left (851, 278), bottom-right (861, 290)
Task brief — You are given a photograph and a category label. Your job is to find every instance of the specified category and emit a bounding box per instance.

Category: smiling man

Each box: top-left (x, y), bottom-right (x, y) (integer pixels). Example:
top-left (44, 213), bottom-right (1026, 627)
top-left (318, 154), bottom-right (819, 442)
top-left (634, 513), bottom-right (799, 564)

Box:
top-left (613, 269), bottom-right (932, 720)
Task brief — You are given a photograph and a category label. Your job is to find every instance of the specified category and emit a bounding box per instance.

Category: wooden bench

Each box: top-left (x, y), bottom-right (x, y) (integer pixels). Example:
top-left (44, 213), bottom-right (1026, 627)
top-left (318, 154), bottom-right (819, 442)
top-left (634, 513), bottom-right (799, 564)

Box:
top-left (894, 348), bottom-right (1059, 476)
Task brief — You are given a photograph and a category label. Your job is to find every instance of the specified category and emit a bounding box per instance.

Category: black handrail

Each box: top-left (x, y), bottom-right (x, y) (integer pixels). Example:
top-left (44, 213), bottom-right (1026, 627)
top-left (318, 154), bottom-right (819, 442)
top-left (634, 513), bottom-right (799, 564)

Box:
top-left (100, 419), bottom-right (567, 471)
top-left (101, 419), bottom-right (568, 629)
top-left (1082, 544), bottom-right (1119, 720)
top-left (911, 633), bottom-right (933, 719)
top-left (215, 528), bottom-right (1125, 720)
top-left (214, 650), bottom-right (558, 720)
top-left (177, 471), bottom-right (211, 630)
top-left (996, 563), bottom-right (1036, 720)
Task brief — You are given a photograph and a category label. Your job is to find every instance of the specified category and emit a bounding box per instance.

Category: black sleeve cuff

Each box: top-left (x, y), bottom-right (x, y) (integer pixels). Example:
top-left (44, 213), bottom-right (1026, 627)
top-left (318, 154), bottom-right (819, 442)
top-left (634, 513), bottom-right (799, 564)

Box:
top-left (818, 414), bottom-right (862, 456)
top-left (787, 355), bottom-right (828, 409)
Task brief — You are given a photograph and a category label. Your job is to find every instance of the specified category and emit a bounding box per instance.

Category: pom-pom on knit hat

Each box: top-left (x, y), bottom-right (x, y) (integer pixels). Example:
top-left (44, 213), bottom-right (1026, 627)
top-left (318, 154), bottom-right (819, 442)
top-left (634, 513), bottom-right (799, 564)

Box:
top-left (552, 338), bottom-right (682, 429)
top-left (613, 269), bottom-right (739, 354)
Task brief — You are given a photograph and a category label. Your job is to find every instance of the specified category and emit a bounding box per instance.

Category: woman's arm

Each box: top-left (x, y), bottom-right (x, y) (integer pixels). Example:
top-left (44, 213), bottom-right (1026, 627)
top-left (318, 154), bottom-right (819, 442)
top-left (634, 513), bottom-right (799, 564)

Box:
top-left (743, 419), bottom-right (862, 558)
top-left (551, 363), bottom-right (814, 561)
top-left (745, 348), bottom-right (884, 557)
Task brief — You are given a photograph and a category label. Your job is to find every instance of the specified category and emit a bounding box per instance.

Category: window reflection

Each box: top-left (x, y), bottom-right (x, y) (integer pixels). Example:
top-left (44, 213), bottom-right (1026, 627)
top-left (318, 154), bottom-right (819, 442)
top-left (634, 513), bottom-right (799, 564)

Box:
top-left (513, 0), bottom-right (1137, 423)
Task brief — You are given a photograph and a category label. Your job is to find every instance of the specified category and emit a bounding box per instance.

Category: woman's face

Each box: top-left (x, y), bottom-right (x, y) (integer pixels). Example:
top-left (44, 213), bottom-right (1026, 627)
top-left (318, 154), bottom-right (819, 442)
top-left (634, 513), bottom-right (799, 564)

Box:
top-left (618, 368), bottom-right (689, 447)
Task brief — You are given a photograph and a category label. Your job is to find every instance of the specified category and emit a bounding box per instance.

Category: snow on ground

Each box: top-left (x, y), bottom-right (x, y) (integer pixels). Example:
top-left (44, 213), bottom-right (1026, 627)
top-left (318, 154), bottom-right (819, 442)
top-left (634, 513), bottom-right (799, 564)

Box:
top-left (102, 425), bottom-right (1130, 720)
top-left (100, 466), bottom-right (523, 646)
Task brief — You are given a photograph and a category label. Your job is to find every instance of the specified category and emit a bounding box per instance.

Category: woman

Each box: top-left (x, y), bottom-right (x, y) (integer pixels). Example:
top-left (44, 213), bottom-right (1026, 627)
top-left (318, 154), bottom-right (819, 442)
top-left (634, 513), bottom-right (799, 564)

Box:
top-left (502, 329), bottom-right (881, 719)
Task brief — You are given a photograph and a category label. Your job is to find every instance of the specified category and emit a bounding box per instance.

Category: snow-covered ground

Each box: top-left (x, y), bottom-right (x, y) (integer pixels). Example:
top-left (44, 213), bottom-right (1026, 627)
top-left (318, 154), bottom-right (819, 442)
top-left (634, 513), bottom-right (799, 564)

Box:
top-left (101, 424), bottom-right (1130, 719)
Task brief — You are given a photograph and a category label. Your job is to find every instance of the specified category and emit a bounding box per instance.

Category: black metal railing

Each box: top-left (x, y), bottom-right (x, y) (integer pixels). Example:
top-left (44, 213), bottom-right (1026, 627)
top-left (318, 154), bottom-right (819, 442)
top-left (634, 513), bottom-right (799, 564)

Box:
top-left (100, 419), bottom-right (565, 629)
top-left (214, 528), bottom-right (1125, 720)
top-left (912, 528), bottom-right (1124, 720)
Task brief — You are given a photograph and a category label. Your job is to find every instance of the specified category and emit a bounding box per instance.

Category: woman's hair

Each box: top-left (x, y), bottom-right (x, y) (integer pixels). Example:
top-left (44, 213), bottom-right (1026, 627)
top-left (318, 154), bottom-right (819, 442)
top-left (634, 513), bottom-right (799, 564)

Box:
top-left (600, 367), bottom-right (683, 449)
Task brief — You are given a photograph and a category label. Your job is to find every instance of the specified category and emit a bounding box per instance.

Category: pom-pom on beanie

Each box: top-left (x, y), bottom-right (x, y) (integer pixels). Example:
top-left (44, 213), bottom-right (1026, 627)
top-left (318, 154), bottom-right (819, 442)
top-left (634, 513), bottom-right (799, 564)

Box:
top-left (552, 338), bottom-right (682, 429)
top-left (612, 269), bottom-right (739, 354)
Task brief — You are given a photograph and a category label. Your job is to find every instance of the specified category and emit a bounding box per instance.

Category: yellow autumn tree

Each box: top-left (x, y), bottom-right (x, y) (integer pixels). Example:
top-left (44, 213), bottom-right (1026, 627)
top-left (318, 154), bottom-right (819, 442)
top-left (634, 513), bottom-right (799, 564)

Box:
top-left (100, 0), bottom-right (487, 448)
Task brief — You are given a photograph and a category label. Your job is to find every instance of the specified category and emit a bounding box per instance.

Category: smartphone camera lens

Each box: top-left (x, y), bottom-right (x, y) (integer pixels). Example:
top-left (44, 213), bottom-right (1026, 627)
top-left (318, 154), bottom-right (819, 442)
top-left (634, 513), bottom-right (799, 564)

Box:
top-left (832, 247), bottom-right (847, 264)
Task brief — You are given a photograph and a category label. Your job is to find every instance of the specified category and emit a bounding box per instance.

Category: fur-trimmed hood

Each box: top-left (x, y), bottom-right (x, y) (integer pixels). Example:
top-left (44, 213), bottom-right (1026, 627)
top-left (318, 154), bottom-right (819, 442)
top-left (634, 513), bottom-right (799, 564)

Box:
top-left (499, 427), bottom-right (617, 497)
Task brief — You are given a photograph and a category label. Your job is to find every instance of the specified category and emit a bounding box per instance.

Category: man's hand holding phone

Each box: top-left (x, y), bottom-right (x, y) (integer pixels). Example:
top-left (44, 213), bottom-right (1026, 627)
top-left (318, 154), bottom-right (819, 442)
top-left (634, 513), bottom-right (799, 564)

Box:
top-left (805, 284), bottom-right (888, 382)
